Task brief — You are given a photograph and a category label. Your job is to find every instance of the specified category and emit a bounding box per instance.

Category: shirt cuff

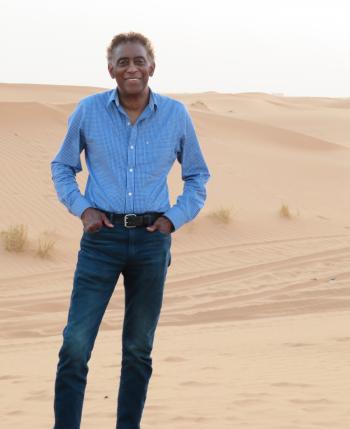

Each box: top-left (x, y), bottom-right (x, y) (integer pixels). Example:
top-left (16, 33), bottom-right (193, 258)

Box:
top-left (162, 206), bottom-right (187, 232)
top-left (70, 196), bottom-right (93, 218)
top-left (161, 215), bottom-right (175, 232)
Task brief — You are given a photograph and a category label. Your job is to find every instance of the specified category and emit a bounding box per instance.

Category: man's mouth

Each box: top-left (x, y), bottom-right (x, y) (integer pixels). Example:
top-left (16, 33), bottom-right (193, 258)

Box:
top-left (125, 78), bottom-right (141, 81)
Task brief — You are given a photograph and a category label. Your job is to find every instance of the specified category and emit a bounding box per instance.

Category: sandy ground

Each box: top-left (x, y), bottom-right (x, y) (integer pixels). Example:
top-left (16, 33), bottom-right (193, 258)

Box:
top-left (0, 83), bottom-right (350, 428)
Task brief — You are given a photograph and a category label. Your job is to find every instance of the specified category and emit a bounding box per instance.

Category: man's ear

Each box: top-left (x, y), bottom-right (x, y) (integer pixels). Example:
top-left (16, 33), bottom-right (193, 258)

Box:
top-left (149, 62), bottom-right (156, 77)
top-left (108, 63), bottom-right (115, 79)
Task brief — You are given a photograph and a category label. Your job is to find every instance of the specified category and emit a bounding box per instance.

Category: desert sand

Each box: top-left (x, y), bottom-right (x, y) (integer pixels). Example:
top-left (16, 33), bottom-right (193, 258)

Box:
top-left (1, 83), bottom-right (350, 429)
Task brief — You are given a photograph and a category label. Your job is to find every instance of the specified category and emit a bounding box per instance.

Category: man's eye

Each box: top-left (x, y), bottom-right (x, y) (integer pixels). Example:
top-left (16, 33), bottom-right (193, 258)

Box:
top-left (135, 60), bottom-right (145, 65)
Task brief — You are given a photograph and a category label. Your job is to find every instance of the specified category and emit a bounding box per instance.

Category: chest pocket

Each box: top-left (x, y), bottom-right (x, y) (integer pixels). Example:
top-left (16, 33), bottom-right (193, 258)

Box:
top-left (137, 138), bottom-right (175, 173)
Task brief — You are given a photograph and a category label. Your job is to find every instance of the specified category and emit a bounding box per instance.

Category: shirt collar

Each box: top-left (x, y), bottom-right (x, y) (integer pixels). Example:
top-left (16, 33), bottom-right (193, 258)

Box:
top-left (107, 87), bottom-right (158, 112)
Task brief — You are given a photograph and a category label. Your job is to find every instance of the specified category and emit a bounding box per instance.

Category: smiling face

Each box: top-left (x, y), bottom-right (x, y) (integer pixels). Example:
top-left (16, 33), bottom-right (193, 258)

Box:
top-left (108, 41), bottom-right (155, 97)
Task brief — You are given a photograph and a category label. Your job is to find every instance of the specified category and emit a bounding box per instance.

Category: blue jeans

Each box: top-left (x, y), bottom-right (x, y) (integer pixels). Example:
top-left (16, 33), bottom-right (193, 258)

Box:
top-left (53, 222), bottom-right (172, 429)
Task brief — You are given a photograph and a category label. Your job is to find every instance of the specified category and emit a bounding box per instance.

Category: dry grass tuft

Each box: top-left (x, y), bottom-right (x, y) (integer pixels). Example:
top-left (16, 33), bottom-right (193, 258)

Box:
top-left (36, 230), bottom-right (57, 258)
top-left (279, 203), bottom-right (292, 218)
top-left (279, 203), bottom-right (300, 219)
top-left (209, 206), bottom-right (233, 223)
top-left (0, 224), bottom-right (28, 252)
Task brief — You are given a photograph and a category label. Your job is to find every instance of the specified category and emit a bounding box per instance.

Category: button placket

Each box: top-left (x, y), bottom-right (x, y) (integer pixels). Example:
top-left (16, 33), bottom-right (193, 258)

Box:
top-left (125, 125), bottom-right (137, 212)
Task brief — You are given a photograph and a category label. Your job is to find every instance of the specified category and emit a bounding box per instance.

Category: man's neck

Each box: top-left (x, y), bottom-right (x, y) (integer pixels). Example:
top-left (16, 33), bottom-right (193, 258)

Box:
top-left (117, 87), bottom-right (150, 113)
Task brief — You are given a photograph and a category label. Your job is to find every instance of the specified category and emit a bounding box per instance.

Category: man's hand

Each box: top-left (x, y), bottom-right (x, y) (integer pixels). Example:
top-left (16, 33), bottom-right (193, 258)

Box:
top-left (146, 216), bottom-right (174, 234)
top-left (81, 208), bottom-right (114, 233)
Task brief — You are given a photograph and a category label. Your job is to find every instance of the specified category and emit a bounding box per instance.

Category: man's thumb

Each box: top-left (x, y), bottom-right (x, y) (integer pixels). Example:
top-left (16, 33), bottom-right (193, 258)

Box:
top-left (102, 214), bottom-right (114, 228)
top-left (146, 224), bottom-right (157, 232)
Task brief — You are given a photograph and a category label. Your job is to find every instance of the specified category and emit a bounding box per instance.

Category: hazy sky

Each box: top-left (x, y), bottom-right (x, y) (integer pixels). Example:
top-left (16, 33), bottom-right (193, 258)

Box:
top-left (1, 0), bottom-right (349, 96)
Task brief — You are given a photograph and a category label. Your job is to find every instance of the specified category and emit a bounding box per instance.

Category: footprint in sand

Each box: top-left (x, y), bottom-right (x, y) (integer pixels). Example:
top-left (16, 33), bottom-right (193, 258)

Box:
top-left (333, 336), bottom-right (350, 342)
top-left (24, 389), bottom-right (49, 401)
top-left (240, 392), bottom-right (270, 398)
top-left (283, 342), bottom-right (315, 347)
top-left (171, 415), bottom-right (212, 422)
top-left (163, 356), bottom-right (187, 362)
top-left (289, 398), bottom-right (332, 404)
top-left (6, 410), bottom-right (24, 415)
top-left (232, 398), bottom-right (266, 406)
top-left (180, 380), bottom-right (217, 386)
top-left (271, 382), bottom-right (312, 388)
top-left (0, 375), bottom-right (23, 381)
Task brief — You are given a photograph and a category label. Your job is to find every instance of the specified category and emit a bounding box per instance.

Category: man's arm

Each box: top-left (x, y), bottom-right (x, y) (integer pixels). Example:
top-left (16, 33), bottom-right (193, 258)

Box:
top-left (50, 101), bottom-right (92, 218)
top-left (162, 105), bottom-right (211, 232)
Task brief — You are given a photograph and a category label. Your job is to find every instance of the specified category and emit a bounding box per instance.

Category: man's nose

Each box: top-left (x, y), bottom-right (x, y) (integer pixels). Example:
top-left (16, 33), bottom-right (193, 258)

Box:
top-left (126, 62), bottom-right (138, 73)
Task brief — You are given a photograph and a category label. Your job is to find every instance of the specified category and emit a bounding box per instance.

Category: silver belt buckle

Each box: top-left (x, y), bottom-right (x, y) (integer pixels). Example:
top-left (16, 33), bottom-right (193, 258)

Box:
top-left (124, 213), bottom-right (137, 228)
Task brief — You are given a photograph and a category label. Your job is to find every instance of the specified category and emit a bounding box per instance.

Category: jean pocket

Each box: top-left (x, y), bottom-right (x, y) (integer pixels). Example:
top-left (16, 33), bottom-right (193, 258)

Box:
top-left (155, 229), bottom-right (171, 236)
top-left (83, 225), bottom-right (106, 236)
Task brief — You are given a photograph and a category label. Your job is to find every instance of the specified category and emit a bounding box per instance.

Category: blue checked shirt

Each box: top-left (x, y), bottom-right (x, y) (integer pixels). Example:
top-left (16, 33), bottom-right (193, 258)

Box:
top-left (50, 87), bottom-right (211, 231)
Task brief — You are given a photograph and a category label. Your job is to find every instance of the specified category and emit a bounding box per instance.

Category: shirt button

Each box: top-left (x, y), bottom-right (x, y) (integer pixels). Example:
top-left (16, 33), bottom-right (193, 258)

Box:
top-left (146, 141), bottom-right (149, 145)
top-left (127, 122), bottom-right (131, 126)
top-left (128, 192), bottom-right (132, 196)
top-left (129, 168), bottom-right (133, 172)
top-left (130, 145), bottom-right (134, 149)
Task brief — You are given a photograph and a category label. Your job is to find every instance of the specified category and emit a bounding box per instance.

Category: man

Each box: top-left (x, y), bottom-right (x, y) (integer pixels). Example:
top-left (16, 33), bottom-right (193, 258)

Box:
top-left (51, 32), bottom-right (210, 429)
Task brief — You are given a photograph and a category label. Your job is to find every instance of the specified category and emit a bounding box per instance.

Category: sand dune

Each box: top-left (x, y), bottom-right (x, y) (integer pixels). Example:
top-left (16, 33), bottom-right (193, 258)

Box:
top-left (1, 83), bottom-right (350, 429)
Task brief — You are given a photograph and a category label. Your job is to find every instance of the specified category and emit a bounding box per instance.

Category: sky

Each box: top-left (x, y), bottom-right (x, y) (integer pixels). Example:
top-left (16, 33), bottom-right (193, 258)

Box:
top-left (1, 0), bottom-right (350, 96)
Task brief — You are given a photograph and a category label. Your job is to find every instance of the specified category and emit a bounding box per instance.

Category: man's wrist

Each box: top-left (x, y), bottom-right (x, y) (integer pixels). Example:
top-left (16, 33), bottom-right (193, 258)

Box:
top-left (161, 215), bottom-right (175, 232)
top-left (80, 207), bottom-right (93, 219)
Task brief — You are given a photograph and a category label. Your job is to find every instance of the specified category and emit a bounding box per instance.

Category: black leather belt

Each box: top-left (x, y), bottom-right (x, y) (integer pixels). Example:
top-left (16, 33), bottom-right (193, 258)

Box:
top-left (101, 211), bottom-right (164, 228)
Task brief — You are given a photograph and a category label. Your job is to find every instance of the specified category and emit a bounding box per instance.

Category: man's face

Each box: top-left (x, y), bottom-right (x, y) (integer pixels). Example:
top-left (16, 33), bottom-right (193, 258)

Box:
top-left (108, 41), bottom-right (155, 96)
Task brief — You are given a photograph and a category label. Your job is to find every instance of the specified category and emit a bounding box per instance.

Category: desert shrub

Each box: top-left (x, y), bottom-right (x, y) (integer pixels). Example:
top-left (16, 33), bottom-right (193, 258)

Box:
top-left (37, 230), bottom-right (57, 258)
top-left (209, 206), bottom-right (233, 223)
top-left (0, 224), bottom-right (28, 252)
top-left (279, 203), bottom-right (292, 218)
top-left (279, 203), bottom-right (300, 218)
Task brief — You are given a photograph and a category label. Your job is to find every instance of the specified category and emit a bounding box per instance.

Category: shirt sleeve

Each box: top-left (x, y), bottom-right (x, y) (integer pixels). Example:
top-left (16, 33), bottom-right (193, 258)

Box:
top-left (50, 101), bottom-right (92, 218)
top-left (162, 105), bottom-right (211, 231)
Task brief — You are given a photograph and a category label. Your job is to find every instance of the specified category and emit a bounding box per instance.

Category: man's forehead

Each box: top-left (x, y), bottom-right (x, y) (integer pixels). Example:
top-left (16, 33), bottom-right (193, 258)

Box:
top-left (113, 42), bottom-right (148, 59)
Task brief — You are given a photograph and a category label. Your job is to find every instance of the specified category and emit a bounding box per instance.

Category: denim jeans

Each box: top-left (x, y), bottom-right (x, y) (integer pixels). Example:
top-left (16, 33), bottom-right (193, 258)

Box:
top-left (53, 222), bottom-right (172, 429)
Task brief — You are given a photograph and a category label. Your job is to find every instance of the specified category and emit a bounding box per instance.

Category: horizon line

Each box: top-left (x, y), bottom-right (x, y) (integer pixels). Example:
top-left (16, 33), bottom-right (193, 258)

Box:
top-left (1, 82), bottom-right (349, 99)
